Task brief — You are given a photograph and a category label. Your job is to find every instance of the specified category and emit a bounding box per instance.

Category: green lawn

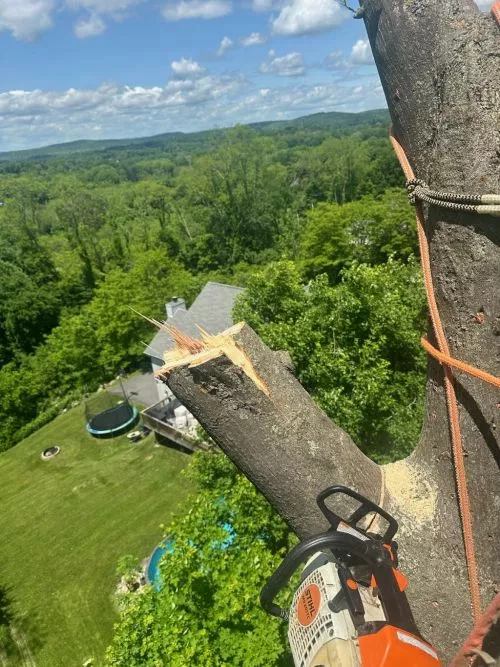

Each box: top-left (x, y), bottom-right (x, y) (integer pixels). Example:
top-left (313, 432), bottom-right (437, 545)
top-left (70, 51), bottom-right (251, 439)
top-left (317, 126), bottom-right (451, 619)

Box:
top-left (0, 405), bottom-right (193, 667)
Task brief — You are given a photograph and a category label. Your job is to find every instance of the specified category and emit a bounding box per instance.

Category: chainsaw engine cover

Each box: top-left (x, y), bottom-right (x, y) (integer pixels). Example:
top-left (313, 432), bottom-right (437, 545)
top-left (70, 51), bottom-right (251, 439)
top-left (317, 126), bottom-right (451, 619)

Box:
top-left (260, 486), bottom-right (444, 667)
top-left (288, 554), bottom-right (385, 667)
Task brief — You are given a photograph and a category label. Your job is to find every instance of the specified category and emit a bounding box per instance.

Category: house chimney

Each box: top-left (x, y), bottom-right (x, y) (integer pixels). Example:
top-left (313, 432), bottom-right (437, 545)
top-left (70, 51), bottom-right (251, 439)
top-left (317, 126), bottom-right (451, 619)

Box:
top-left (166, 296), bottom-right (187, 320)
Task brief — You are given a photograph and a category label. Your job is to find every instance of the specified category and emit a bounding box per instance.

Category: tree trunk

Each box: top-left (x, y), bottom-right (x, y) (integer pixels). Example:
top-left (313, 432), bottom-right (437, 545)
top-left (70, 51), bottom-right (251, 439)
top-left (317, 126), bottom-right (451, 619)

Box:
top-left (157, 1), bottom-right (499, 660)
top-left (361, 0), bottom-right (500, 657)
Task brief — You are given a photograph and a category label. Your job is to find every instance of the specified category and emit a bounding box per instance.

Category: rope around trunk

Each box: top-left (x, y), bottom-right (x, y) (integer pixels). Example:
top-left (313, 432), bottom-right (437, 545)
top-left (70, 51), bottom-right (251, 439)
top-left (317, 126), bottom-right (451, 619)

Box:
top-left (383, 2), bottom-right (500, 662)
top-left (450, 593), bottom-right (500, 667)
top-left (406, 178), bottom-right (500, 215)
top-left (420, 338), bottom-right (500, 390)
top-left (390, 133), bottom-right (484, 625)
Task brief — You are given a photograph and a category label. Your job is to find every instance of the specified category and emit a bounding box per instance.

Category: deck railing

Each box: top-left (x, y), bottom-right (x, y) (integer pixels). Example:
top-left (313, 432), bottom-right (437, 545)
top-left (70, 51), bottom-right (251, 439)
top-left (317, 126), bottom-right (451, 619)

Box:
top-left (141, 398), bottom-right (208, 452)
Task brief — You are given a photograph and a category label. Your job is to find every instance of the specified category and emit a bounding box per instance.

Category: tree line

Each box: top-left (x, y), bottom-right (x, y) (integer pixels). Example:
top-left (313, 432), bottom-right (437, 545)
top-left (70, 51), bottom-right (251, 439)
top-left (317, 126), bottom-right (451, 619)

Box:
top-left (0, 120), bottom-right (414, 451)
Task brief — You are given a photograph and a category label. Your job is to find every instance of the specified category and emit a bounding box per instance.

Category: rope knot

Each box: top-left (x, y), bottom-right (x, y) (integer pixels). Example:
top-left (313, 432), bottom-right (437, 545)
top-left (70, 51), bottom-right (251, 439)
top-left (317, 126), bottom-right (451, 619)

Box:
top-left (404, 175), bottom-right (500, 215)
top-left (406, 178), bottom-right (427, 205)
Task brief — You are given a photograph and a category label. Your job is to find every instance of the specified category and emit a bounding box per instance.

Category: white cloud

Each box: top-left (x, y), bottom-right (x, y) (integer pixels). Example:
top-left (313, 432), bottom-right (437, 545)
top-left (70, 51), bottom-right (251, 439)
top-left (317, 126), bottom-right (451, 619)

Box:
top-left (0, 73), bottom-right (387, 152)
top-left (66, 0), bottom-right (142, 12)
top-left (74, 12), bottom-right (106, 37)
top-left (0, 76), bottom-right (243, 121)
top-left (171, 57), bottom-right (206, 76)
top-left (216, 32), bottom-right (266, 57)
top-left (260, 51), bottom-right (305, 77)
top-left (240, 31), bottom-right (266, 46)
top-left (325, 50), bottom-right (345, 69)
top-left (222, 76), bottom-right (383, 123)
top-left (251, 0), bottom-right (279, 10)
top-left (0, 0), bottom-right (55, 40)
top-left (216, 35), bottom-right (233, 56)
top-left (350, 38), bottom-right (374, 65)
top-left (67, 0), bottom-right (145, 40)
top-left (272, 0), bottom-right (349, 36)
top-left (162, 0), bottom-right (232, 20)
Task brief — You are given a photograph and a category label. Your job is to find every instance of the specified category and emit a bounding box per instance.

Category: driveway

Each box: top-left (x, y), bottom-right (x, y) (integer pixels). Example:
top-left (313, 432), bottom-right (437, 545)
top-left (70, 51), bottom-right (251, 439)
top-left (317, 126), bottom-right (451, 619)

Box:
top-left (110, 372), bottom-right (158, 408)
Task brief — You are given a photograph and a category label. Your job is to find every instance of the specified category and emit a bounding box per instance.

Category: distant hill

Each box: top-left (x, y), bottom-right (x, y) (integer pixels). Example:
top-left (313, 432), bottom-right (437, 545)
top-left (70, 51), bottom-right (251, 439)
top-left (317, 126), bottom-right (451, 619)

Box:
top-left (249, 109), bottom-right (389, 132)
top-left (0, 109), bottom-right (390, 163)
top-left (0, 132), bottom-right (186, 162)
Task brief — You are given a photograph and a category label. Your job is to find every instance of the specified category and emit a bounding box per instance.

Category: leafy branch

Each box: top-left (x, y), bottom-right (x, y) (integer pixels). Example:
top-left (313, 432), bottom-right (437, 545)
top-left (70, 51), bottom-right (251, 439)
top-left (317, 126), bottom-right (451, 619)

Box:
top-left (335, 0), bottom-right (364, 16)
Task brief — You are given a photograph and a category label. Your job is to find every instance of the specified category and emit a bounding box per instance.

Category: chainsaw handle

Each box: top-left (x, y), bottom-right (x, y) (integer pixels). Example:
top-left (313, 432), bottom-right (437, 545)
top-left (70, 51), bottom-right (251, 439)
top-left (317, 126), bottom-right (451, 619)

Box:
top-left (316, 486), bottom-right (399, 544)
top-left (261, 531), bottom-right (422, 639)
top-left (260, 532), bottom-right (370, 621)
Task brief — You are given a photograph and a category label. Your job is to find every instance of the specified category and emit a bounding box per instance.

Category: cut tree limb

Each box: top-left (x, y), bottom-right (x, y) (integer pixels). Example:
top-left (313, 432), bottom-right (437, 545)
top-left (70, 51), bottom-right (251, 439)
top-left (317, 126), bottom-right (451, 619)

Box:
top-left (158, 319), bottom-right (496, 659)
top-left (158, 323), bottom-right (380, 538)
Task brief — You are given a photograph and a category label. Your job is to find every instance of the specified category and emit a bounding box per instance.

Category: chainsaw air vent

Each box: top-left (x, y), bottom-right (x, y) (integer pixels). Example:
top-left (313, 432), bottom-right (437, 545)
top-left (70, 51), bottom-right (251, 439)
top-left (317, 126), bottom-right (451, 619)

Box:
top-left (288, 561), bottom-right (360, 667)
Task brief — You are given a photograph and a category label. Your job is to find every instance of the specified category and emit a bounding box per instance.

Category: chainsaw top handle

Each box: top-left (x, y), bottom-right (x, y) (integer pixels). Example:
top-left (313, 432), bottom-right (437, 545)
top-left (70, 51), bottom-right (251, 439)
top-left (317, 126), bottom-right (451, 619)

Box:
top-left (260, 532), bottom-right (368, 621)
top-left (316, 486), bottom-right (398, 545)
top-left (260, 530), bottom-right (420, 638)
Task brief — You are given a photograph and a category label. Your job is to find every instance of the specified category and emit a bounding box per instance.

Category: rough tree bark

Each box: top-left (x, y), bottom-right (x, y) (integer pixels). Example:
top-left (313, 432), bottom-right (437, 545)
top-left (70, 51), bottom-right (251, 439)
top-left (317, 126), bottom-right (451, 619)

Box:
top-left (157, 1), bottom-right (499, 660)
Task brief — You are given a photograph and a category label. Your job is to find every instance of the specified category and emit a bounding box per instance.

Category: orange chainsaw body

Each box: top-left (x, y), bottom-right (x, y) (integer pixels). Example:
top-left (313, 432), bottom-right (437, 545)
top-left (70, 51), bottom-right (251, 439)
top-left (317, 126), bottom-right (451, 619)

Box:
top-left (358, 625), bottom-right (443, 666)
top-left (261, 486), bottom-right (444, 667)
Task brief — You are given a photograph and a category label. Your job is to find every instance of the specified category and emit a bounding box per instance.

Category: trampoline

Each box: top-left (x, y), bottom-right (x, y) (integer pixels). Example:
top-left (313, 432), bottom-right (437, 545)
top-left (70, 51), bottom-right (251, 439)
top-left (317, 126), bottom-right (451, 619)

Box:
top-left (85, 390), bottom-right (139, 438)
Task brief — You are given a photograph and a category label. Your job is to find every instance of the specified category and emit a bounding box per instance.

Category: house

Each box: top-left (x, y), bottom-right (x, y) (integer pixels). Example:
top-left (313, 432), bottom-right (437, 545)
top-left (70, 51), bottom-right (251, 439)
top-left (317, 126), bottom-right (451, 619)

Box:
top-left (141, 281), bottom-right (244, 450)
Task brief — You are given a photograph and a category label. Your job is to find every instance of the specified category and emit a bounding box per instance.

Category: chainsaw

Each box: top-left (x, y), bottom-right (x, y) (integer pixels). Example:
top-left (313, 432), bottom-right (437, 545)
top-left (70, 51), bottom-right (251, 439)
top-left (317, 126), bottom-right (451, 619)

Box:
top-left (260, 486), bottom-right (443, 667)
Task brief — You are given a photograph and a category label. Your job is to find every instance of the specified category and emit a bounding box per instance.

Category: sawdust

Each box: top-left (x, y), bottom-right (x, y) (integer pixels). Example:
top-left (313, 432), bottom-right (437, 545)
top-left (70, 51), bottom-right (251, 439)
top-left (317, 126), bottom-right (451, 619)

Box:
top-left (383, 459), bottom-right (437, 528)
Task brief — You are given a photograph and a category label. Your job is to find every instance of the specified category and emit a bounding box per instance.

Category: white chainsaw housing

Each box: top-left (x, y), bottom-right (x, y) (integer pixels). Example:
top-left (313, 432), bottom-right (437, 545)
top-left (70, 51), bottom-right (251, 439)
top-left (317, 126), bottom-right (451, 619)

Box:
top-left (288, 553), bottom-right (386, 667)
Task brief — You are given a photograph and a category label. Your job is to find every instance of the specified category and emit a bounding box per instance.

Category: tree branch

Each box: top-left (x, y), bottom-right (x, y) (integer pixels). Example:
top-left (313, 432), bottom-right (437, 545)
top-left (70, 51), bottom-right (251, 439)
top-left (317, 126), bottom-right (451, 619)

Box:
top-left (159, 323), bottom-right (380, 538)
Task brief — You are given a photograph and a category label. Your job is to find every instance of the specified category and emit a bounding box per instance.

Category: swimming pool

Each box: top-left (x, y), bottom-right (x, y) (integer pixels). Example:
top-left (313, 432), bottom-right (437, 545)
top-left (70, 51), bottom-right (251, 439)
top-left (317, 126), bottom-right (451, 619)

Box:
top-left (146, 539), bottom-right (174, 590)
top-left (146, 523), bottom-right (234, 591)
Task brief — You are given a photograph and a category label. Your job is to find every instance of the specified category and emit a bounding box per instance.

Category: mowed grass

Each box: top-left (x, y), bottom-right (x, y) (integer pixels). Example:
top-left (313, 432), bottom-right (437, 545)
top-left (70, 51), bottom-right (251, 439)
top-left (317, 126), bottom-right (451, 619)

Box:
top-left (0, 405), bottom-right (193, 667)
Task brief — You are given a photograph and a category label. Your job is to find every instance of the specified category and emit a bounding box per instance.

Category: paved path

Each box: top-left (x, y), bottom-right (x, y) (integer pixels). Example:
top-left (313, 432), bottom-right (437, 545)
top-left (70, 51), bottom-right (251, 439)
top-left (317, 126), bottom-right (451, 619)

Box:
top-left (110, 372), bottom-right (158, 408)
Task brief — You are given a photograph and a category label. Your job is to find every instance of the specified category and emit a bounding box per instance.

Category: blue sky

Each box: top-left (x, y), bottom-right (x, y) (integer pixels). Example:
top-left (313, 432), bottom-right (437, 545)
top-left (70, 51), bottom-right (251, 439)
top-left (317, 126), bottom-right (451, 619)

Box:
top-left (0, 0), bottom-right (492, 151)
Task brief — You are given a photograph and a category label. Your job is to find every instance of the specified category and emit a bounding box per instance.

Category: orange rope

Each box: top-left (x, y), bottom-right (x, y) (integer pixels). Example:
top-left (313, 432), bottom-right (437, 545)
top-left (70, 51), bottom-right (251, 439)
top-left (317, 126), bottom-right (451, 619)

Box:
top-left (449, 593), bottom-right (500, 667)
top-left (390, 133), bottom-right (483, 624)
top-left (492, 1), bottom-right (500, 24)
top-left (421, 338), bottom-right (500, 390)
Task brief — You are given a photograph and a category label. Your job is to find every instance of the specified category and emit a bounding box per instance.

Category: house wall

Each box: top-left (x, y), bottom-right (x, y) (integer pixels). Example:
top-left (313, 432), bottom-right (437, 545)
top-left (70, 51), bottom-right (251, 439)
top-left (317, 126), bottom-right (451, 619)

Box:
top-left (150, 356), bottom-right (174, 403)
top-left (148, 356), bottom-right (197, 430)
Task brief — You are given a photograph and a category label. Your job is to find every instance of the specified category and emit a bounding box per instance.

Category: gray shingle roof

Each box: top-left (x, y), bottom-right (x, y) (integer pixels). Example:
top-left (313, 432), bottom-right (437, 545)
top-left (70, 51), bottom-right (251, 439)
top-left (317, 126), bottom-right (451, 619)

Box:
top-left (144, 281), bottom-right (244, 360)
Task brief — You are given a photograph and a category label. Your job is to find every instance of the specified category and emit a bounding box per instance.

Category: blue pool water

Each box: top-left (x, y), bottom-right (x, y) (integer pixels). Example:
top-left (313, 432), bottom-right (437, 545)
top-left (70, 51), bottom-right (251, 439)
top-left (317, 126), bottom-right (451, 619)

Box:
top-left (146, 540), bottom-right (174, 591)
top-left (218, 522), bottom-right (235, 549)
top-left (146, 523), bottom-right (234, 591)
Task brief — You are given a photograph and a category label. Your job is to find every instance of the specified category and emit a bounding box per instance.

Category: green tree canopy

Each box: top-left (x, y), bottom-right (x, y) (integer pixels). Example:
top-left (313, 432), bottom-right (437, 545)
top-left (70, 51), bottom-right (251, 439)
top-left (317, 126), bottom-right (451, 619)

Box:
top-left (178, 128), bottom-right (292, 269)
top-left (105, 452), bottom-right (293, 667)
top-left (0, 250), bottom-right (199, 448)
top-left (300, 189), bottom-right (418, 281)
top-left (234, 260), bottom-right (427, 462)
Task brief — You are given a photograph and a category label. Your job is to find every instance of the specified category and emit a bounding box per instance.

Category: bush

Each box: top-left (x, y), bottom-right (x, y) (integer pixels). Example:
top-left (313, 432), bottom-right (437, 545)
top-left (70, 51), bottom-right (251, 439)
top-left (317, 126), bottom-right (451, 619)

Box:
top-left (106, 453), bottom-right (294, 667)
top-left (234, 259), bottom-right (427, 462)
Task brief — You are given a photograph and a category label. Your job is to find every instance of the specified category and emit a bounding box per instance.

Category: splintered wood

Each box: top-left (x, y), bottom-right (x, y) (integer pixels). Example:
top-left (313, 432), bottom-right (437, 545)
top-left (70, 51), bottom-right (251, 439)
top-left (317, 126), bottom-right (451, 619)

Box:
top-left (156, 322), bottom-right (270, 397)
top-left (131, 307), bottom-right (204, 355)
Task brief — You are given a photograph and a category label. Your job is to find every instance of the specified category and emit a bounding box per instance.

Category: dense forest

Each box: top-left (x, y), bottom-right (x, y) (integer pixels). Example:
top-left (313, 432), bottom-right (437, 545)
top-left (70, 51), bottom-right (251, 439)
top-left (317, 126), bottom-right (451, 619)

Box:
top-left (0, 109), bottom-right (428, 665)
